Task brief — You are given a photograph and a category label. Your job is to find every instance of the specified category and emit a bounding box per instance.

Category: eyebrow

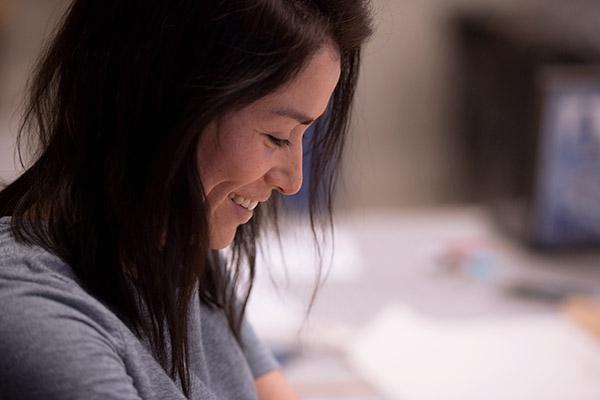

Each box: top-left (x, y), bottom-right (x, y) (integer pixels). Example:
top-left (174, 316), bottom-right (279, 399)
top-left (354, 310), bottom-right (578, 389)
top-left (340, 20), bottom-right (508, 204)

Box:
top-left (270, 107), bottom-right (317, 125)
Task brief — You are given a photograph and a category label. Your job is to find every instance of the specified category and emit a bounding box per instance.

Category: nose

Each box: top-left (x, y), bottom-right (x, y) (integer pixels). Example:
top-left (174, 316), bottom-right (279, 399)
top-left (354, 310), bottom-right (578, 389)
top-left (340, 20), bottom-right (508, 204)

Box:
top-left (265, 144), bottom-right (303, 196)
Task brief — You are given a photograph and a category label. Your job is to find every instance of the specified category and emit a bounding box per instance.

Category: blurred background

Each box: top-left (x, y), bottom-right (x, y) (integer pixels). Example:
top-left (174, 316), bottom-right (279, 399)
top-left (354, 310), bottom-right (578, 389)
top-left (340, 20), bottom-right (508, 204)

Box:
top-left (2, 1), bottom-right (600, 399)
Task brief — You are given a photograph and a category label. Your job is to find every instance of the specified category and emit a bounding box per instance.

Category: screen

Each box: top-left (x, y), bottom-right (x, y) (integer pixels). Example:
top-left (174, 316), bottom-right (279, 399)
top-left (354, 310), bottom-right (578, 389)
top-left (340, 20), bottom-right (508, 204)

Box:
top-left (532, 67), bottom-right (600, 246)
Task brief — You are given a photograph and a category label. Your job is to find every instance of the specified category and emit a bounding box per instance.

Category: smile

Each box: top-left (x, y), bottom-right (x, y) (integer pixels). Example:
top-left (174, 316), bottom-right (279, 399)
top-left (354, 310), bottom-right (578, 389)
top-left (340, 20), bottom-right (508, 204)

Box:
top-left (229, 193), bottom-right (259, 211)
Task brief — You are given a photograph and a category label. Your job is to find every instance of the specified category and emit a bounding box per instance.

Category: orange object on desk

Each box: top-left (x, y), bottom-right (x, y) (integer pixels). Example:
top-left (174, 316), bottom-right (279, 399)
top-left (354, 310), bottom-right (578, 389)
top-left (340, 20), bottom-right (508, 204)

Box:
top-left (563, 296), bottom-right (600, 342)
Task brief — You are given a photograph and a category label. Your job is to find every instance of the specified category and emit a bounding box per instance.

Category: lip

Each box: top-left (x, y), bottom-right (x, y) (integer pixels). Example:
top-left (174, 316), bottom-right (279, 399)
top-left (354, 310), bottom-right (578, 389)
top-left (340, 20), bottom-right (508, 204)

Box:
top-left (230, 197), bottom-right (254, 223)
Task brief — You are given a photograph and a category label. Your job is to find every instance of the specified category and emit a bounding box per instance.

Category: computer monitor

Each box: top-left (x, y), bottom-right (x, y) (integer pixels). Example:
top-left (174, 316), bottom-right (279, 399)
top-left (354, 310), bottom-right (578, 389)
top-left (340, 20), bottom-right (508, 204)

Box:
top-left (532, 67), bottom-right (600, 246)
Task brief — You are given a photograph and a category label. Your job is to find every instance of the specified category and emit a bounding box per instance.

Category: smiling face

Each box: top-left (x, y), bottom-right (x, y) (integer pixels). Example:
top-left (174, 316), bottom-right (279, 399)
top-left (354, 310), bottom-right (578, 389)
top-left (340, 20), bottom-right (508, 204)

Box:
top-left (196, 44), bottom-right (341, 249)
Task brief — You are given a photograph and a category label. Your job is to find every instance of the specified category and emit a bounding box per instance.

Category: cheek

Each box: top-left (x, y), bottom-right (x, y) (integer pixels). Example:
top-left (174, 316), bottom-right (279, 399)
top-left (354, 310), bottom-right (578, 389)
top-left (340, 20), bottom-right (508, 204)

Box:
top-left (196, 129), bottom-right (221, 192)
top-left (197, 139), bottom-right (247, 193)
top-left (198, 138), bottom-right (271, 210)
top-left (213, 136), bottom-right (271, 187)
top-left (206, 151), bottom-right (263, 186)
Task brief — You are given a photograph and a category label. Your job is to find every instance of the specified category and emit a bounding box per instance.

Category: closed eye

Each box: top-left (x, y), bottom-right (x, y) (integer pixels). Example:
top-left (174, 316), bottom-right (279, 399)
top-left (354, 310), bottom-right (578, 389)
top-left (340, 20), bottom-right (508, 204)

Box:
top-left (266, 134), bottom-right (291, 148)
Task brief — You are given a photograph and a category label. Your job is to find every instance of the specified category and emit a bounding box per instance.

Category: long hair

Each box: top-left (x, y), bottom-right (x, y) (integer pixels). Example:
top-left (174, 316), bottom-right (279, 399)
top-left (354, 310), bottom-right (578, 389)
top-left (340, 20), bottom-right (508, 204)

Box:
top-left (0, 0), bottom-right (372, 396)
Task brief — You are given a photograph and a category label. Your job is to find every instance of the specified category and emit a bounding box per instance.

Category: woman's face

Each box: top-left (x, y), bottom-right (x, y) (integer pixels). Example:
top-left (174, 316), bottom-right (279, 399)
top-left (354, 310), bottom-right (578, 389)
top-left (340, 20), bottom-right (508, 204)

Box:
top-left (197, 45), bottom-right (341, 249)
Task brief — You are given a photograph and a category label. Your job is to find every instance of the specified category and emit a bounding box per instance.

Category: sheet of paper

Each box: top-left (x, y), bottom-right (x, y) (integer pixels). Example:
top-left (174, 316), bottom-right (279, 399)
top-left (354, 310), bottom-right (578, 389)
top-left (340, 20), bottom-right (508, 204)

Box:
top-left (349, 305), bottom-right (600, 400)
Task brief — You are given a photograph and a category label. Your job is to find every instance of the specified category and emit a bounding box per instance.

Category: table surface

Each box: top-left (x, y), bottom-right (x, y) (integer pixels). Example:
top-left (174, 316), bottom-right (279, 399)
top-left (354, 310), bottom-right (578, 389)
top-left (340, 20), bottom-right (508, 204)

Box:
top-left (247, 206), bottom-right (600, 399)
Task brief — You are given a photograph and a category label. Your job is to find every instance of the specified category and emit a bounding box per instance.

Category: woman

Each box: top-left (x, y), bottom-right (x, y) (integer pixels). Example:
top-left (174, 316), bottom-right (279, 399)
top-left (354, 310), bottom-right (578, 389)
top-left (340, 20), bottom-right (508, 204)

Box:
top-left (0, 1), bottom-right (372, 399)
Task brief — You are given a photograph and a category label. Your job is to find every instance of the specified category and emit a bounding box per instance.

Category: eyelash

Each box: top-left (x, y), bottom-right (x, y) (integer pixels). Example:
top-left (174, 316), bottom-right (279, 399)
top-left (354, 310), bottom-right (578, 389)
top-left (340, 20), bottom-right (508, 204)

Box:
top-left (266, 134), bottom-right (291, 148)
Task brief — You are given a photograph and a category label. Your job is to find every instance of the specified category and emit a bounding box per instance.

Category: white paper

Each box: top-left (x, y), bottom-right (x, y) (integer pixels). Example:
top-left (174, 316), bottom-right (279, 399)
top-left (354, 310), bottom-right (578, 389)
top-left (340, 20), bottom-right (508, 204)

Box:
top-left (349, 305), bottom-right (600, 400)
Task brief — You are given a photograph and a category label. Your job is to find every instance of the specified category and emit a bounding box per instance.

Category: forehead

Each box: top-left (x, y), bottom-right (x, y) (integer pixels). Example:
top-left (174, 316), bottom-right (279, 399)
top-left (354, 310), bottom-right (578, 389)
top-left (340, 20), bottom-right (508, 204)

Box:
top-left (247, 46), bottom-right (341, 122)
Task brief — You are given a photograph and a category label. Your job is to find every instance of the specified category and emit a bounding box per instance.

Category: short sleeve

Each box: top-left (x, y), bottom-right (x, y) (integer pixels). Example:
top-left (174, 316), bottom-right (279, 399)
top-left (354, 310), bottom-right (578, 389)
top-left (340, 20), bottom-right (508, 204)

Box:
top-left (239, 318), bottom-right (280, 378)
top-left (0, 277), bottom-right (144, 400)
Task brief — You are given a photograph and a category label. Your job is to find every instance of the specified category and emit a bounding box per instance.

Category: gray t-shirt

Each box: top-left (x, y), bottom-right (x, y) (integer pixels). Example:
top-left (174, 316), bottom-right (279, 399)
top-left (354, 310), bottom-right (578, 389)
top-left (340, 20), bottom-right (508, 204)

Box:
top-left (0, 217), bottom-right (278, 399)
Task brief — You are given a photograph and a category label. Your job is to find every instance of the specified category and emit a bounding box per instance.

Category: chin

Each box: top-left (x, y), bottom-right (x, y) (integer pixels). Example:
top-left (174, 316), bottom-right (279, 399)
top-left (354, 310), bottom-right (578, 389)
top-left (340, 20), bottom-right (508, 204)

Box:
top-left (208, 229), bottom-right (237, 250)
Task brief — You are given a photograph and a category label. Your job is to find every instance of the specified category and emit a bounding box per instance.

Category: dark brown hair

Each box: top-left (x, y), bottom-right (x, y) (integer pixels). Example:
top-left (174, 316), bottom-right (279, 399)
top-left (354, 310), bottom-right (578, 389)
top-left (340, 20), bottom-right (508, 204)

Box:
top-left (0, 0), bottom-right (372, 396)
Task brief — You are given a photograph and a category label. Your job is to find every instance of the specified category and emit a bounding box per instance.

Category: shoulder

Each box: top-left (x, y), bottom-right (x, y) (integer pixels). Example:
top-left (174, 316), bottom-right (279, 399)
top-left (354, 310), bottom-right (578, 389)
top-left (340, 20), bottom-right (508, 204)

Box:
top-left (0, 217), bottom-right (80, 284)
top-left (0, 219), bottom-right (142, 399)
top-left (0, 217), bottom-right (128, 349)
top-left (0, 219), bottom-right (122, 339)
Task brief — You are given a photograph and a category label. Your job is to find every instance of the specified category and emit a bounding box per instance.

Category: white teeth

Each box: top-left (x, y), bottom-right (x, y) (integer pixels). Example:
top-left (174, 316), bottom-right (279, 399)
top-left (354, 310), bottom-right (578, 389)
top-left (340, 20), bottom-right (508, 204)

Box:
top-left (231, 194), bottom-right (258, 211)
top-left (232, 195), bottom-right (245, 206)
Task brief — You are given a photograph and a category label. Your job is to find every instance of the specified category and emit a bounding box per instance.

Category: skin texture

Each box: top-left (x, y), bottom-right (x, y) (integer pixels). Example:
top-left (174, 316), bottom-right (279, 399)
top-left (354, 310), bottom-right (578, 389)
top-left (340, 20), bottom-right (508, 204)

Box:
top-left (196, 44), bottom-right (341, 249)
